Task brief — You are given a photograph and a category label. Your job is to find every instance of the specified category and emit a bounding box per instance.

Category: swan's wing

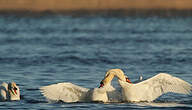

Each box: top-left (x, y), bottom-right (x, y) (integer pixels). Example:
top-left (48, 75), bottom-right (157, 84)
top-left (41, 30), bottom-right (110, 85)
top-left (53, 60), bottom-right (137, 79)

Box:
top-left (0, 82), bottom-right (8, 100)
top-left (135, 73), bottom-right (192, 99)
top-left (40, 82), bottom-right (89, 102)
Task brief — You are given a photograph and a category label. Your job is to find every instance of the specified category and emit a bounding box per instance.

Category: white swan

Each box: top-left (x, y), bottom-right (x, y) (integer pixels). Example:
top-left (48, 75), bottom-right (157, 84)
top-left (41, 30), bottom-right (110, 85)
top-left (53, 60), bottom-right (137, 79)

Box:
top-left (40, 82), bottom-right (116, 103)
top-left (101, 69), bottom-right (192, 102)
top-left (0, 82), bottom-right (20, 101)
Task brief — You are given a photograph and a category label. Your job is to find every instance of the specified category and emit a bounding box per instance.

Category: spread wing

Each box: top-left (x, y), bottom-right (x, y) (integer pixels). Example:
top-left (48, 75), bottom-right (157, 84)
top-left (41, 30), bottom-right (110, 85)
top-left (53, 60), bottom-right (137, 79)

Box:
top-left (40, 82), bottom-right (89, 102)
top-left (135, 73), bottom-right (192, 100)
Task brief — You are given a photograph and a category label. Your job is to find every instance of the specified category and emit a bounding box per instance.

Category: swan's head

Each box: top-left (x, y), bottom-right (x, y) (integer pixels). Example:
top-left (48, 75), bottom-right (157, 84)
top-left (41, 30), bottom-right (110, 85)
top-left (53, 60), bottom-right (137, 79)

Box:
top-left (8, 82), bottom-right (20, 100)
top-left (99, 69), bottom-right (130, 88)
top-left (99, 81), bottom-right (105, 88)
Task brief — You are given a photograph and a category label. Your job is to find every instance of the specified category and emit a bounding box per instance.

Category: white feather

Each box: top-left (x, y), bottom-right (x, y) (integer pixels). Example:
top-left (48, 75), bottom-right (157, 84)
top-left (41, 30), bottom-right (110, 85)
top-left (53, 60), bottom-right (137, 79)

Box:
top-left (40, 82), bottom-right (115, 102)
top-left (40, 82), bottom-right (89, 102)
top-left (119, 73), bottom-right (192, 102)
top-left (0, 82), bottom-right (20, 101)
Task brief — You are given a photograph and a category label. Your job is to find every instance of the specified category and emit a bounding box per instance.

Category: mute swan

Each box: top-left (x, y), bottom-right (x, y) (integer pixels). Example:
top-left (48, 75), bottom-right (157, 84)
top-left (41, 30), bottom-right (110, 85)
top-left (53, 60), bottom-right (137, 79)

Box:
top-left (101, 69), bottom-right (192, 102)
top-left (0, 82), bottom-right (20, 101)
top-left (40, 82), bottom-right (115, 103)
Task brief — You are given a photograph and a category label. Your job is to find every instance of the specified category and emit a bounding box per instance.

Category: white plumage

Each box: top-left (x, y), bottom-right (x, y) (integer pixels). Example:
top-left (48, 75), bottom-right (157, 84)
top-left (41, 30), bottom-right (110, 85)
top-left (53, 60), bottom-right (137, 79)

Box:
top-left (102, 69), bottom-right (192, 102)
top-left (40, 83), bottom-right (88, 102)
top-left (40, 82), bottom-right (116, 102)
top-left (0, 82), bottom-right (20, 101)
top-left (40, 69), bottom-right (192, 103)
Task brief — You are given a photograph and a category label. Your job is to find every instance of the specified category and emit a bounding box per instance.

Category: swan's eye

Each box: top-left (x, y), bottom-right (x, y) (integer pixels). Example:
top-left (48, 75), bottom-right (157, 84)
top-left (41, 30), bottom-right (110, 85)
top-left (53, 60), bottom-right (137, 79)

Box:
top-left (99, 81), bottom-right (104, 88)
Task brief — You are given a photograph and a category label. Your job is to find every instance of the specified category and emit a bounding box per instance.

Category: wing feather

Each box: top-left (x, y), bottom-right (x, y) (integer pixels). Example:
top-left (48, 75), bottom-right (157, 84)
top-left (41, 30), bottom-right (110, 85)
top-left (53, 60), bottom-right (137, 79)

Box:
top-left (135, 73), bottom-right (192, 100)
top-left (40, 82), bottom-right (89, 102)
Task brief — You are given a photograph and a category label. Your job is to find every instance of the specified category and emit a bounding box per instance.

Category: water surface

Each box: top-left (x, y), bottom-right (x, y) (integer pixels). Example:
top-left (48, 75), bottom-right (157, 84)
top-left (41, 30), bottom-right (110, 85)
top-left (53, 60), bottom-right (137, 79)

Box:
top-left (0, 15), bottom-right (192, 109)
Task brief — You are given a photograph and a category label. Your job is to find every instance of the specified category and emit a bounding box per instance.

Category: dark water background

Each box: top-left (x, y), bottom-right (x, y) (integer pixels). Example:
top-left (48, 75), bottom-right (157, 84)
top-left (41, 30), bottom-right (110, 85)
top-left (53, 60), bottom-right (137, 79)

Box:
top-left (0, 14), bottom-right (192, 109)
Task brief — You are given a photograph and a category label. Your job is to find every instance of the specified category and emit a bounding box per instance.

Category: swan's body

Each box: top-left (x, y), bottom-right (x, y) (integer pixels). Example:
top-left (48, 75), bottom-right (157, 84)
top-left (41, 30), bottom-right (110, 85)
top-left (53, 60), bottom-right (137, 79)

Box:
top-left (102, 69), bottom-right (192, 102)
top-left (40, 82), bottom-right (116, 102)
top-left (0, 82), bottom-right (20, 101)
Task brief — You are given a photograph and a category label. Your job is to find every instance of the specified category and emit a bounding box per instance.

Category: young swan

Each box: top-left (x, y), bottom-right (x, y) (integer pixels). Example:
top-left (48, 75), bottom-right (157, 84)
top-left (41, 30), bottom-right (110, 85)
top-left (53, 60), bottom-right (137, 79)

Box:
top-left (0, 82), bottom-right (20, 101)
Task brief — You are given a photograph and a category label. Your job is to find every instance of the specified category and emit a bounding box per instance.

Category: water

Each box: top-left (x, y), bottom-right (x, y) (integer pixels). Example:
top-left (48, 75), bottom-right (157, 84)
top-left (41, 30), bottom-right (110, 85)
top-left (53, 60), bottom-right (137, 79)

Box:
top-left (0, 14), bottom-right (192, 109)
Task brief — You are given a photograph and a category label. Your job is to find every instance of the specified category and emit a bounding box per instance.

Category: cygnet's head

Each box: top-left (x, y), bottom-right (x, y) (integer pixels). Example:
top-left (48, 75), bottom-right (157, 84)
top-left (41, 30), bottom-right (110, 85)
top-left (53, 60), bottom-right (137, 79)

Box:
top-left (8, 82), bottom-right (20, 100)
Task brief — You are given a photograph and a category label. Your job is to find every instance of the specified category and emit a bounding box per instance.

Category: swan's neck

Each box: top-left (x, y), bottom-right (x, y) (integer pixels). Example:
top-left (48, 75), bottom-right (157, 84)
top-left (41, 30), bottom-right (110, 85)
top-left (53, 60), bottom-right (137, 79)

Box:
top-left (103, 73), bottom-right (114, 84)
top-left (103, 69), bottom-right (126, 85)
top-left (114, 71), bottom-right (126, 82)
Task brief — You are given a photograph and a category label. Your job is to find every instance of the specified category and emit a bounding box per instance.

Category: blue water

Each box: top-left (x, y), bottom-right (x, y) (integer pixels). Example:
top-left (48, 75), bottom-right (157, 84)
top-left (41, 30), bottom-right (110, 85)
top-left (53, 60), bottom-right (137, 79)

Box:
top-left (0, 14), bottom-right (192, 109)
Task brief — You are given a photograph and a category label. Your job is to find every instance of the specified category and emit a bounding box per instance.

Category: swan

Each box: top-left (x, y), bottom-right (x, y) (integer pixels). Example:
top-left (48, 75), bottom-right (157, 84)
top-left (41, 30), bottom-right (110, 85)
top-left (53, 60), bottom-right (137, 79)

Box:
top-left (40, 81), bottom-right (116, 103)
top-left (0, 82), bottom-right (20, 101)
top-left (101, 69), bottom-right (192, 102)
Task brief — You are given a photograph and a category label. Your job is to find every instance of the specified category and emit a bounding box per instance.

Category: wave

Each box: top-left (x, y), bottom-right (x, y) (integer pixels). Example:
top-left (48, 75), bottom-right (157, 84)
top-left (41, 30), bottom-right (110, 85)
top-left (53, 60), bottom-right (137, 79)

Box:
top-left (0, 55), bottom-right (121, 66)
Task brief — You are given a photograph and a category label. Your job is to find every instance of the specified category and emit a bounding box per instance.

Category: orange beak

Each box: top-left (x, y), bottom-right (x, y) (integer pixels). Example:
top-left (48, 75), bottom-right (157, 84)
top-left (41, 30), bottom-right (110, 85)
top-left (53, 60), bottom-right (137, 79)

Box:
top-left (126, 78), bottom-right (132, 83)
